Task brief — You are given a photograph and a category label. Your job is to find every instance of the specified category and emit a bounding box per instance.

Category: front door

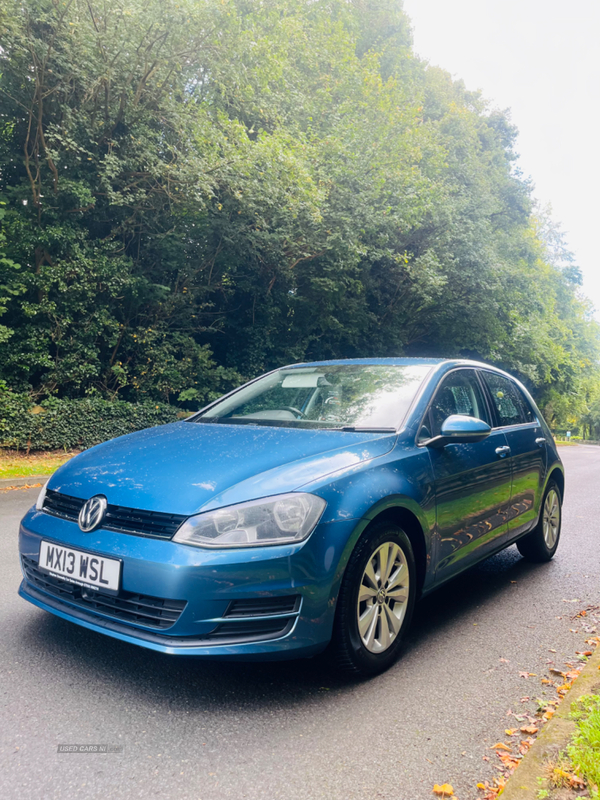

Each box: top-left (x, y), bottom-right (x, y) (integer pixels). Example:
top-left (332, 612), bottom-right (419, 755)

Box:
top-left (422, 369), bottom-right (513, 581)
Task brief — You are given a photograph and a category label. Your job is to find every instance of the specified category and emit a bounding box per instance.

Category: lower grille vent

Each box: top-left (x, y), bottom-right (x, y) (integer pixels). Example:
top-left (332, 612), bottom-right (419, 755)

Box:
top-left (207, 618), bottom-right (295, 640)
top-left (224, 595), bottom-right (300, 618)
top-left (22, 555), bottom-right (186, 630)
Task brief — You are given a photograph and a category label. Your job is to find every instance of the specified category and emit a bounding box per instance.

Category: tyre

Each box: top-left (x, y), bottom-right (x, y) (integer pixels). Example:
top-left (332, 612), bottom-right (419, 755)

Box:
top-left (329, 522), bottom-right (417, 676)
top-left (516, 481), bottom-right (562, 562)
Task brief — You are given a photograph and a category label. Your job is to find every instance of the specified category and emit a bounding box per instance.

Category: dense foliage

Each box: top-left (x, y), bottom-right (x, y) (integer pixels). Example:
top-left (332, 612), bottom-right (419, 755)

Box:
top-left (0, 0), bottom-right (599, 430)
top-left (0, 384), bottom-right (180, 450)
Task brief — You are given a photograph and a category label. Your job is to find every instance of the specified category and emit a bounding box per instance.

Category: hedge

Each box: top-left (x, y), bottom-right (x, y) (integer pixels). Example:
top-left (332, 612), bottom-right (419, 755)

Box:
top-left (0, 389), bottom-right (183, 451)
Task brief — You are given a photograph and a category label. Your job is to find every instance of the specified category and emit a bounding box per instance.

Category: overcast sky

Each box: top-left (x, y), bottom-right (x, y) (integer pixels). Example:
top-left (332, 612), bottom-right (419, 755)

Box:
top-left (402, 0), bottom-right (600, 316)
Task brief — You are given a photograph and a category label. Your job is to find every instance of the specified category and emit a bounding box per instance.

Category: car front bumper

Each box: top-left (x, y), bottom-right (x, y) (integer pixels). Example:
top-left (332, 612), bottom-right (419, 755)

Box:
top-left (18, 507), bottom-right (357, 659)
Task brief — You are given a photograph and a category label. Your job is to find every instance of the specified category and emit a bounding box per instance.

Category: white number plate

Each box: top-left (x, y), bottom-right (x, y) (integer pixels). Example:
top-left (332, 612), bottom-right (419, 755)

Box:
top-left (38, 541), bottom-right (121, 594)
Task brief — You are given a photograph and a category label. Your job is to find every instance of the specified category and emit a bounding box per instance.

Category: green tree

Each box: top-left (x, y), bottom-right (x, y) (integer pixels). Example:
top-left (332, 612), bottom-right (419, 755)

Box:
top-left (0, 0), bottom-right (597, 418)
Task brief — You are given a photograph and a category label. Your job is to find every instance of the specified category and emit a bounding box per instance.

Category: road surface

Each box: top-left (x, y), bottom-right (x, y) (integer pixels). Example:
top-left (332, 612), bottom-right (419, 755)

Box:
top-left (1, 445), bottom-right (598, 800)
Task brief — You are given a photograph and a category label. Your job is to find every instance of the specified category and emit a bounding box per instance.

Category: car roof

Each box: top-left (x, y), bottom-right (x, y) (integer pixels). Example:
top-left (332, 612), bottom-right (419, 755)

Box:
top-left (284, 357), bottom-right (486, 368)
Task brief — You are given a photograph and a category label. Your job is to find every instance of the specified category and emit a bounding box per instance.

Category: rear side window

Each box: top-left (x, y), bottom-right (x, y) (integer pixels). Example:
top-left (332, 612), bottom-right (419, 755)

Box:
top-left (481, 372), bottom-right (534, 426)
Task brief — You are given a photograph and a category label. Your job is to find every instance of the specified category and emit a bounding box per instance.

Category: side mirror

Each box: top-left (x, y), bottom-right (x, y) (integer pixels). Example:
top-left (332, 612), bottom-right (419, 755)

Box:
top-left (425, 414), bottom-right (491, 448)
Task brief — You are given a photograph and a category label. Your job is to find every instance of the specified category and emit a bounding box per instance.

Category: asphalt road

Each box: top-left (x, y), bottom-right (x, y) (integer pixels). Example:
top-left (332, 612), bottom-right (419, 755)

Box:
top-left (1, 445), bottom-right (599, 800)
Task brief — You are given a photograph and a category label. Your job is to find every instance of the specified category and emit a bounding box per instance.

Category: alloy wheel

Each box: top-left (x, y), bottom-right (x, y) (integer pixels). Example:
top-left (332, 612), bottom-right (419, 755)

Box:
top-left (356, 541), bottom-right (410, 653)
top-left (542, 488), bottom-right (560, 549)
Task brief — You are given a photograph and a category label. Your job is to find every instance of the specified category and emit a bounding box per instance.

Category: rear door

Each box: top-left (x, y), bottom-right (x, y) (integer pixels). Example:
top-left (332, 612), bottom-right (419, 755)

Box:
top-left (479, 371), bottom-right (547, 538)
top-left (421, 369), bottom-right (513, 581)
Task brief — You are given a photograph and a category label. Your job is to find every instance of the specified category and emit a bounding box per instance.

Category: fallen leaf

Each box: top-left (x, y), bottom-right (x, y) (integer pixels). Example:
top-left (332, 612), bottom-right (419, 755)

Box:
top-left (490, 743), bottom-right (512, 751)
top-left (549, 668), bottom-right (566, 677)
top-left (476, 778), bottom-right (506, 800)
top-left (553, 767), bottom-right (585, 788)
top-left (541, 678), bottom-right (552, 685)
top-left (554, 767), bottom-right (571, 780)
top-left (518, 671), bottom-right (529, 678)
top-left (520, 725), bottom-right (538, 735)
top-left (543, 710), bottom-right (554, 720)
top-left (432, 784), bottom-right (454, 797)
top-left (0, 483), bottom-right (42, 493)
top-left (505, 729), bottom-right (518, 736)
top-left (497, 753), bottom-right (520, 770)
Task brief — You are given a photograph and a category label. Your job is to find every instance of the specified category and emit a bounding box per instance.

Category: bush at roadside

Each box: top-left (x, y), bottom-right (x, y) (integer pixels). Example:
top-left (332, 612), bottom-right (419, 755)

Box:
top-left (0, 387), bottom-right (182, 451)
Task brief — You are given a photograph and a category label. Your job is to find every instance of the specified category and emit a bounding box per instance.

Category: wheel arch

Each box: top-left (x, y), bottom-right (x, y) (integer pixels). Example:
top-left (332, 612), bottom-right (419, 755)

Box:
top-left (365, 505), bottom-right (428, 595)
top-left (546, 466), bottom-right (565, 502)
top-left (333, 497), bottom-right (431, 600)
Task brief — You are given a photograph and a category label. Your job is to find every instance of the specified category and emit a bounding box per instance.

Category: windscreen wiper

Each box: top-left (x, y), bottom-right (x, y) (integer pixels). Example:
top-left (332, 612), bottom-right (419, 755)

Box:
top-left (339, 426), bottom-right (397, 433)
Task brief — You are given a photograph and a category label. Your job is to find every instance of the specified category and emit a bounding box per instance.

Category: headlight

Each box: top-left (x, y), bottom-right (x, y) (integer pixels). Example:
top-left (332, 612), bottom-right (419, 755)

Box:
top-left (35, 481), bottom-right (48, 511)
top-left (172, 493), bottom-right (326, 548)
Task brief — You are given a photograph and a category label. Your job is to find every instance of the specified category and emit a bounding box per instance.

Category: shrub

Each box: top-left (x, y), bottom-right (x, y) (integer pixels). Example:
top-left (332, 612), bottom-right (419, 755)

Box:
top-left (0, 387), bottom-right (182, 451)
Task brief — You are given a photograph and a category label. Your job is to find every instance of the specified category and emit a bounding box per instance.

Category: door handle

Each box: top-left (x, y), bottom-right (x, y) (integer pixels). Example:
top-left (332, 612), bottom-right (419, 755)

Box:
top-left (535, 437), bottom-right (546, 446)
top-left (495, 446), bottom-right (511, 458)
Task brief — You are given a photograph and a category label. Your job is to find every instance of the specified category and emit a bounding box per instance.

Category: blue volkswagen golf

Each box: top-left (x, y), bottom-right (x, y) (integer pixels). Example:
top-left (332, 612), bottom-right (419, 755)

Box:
top-left (18, 359), bottom-right (564, 675)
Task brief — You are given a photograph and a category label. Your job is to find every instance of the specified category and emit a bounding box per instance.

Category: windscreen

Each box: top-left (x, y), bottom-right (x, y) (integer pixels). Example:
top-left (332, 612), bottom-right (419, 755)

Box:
top-left (193, 364), bottom-right (431, 430)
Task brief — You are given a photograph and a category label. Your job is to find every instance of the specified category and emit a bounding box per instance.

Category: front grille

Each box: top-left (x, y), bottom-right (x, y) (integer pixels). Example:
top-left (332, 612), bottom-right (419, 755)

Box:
top-left (43, 490), bottom-right (84, 520)
top-left (21, 555), bottom-right (186, 630)
top-left (42, 490), bottom-right (186, 540)
top-left (224, 595), bottom-right (300, 618)
top-left (102, 505), bottom-right (186, 539)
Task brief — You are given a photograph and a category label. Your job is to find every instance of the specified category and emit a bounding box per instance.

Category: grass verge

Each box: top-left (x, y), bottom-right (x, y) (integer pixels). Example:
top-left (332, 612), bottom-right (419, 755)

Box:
top-left (538, 693), bottom-right (600, 799)
top-left (0, 449), bottom-right (77, 480)
top-left (567, 693), bottom-right (600, 796)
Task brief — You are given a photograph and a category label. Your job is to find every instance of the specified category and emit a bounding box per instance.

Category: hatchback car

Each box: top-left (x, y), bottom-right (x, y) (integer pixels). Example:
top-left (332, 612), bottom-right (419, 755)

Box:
top-left (18, 359), bottom-right (564, 675)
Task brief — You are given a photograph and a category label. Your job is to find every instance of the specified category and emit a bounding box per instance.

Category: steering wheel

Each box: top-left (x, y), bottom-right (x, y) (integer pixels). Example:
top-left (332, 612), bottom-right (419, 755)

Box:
top-left (281, 406), bottom-right (306, 419)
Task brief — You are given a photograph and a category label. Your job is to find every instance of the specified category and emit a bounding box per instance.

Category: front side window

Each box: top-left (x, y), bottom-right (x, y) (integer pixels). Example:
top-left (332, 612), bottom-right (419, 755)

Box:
top-left (481, 372), bottom-right (534, 426)
top-left (427, 370), bottom-right (490, 438)
top-left (192, 364), bottom-right (432, 431)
